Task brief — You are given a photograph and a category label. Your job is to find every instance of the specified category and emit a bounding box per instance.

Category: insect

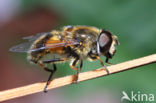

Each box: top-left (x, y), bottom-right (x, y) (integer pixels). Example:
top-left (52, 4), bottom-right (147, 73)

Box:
top-left (10, 25), bottom-right (119, 92)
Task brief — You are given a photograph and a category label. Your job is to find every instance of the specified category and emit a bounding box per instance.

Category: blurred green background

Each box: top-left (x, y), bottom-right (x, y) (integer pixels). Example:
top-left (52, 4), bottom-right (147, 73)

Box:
top-left (0, 0), bottom-right (156, 103)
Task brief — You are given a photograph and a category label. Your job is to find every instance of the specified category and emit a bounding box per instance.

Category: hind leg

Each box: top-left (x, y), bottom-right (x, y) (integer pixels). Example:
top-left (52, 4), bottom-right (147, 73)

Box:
top-left (38, 61), bottom-right (57, 92)
top-left (44, 63), bottom-right (57, 93)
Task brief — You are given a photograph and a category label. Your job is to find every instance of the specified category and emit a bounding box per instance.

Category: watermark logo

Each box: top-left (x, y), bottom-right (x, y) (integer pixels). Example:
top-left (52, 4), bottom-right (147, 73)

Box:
top-left (121, 91), bottom-right (154, 102)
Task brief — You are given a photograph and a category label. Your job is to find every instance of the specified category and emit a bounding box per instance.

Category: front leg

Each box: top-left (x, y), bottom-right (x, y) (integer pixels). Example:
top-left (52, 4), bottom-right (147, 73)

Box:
top-left (105, 57), bottom-right (113, 65)
top-left (80, 60), bottom-right (83, 71)
top-left (96, 56), bottom-right (110, 74)
top-left (89, 54), bottom-right (110, 75)
top-left (105, 52), bottom-right (113, 65)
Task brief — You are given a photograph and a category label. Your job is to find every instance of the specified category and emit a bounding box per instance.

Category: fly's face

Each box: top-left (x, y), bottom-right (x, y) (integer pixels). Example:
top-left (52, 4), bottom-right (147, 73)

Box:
top-left (109, 35), bottom-right (120, 57)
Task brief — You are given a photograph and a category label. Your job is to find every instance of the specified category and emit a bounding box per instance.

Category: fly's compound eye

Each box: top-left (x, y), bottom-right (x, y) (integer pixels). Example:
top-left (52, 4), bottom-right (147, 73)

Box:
top-left (97, 30), bottom-right (112, 54)
top-left (99, 33), bottom-right (110, 48)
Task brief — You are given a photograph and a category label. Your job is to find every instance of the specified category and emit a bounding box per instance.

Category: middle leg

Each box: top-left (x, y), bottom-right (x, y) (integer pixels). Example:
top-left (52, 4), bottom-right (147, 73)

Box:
top-left (70, 57), bottom-right (80, 83)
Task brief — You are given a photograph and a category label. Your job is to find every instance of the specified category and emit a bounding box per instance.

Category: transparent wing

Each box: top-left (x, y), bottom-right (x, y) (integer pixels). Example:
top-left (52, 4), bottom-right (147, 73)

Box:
top-left (10, 33), bottom-right (48, 53)
top-left (9, 42), bottom-right (33, 53)
top-left (10, 39), bottom-right (80, 53)
top-left (22, 33), bottom-right (46, 41)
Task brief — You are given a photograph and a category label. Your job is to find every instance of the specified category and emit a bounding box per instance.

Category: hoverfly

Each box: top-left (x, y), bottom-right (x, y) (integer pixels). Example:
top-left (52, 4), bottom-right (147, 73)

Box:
top-left (10, 25), bottom-right (119, 92)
